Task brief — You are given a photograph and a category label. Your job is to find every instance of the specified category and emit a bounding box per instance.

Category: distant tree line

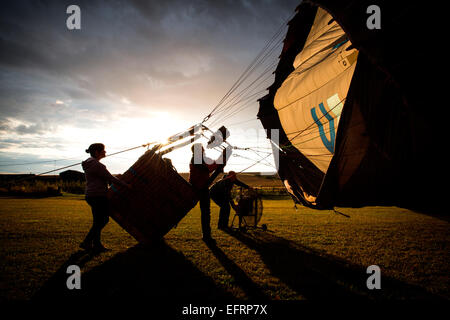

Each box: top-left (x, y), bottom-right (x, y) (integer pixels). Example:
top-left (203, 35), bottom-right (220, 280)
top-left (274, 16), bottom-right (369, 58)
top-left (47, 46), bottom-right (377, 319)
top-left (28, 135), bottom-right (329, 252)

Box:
top-left (0, 170), bottom-right (289, 198)
top-left (0, 170), bottom-right (85, 197)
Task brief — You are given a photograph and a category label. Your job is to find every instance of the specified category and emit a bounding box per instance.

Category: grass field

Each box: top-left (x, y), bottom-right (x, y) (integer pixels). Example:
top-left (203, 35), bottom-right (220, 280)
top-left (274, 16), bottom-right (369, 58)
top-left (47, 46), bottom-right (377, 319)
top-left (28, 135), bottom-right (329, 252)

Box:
top-left (0, 194), bottom-right (448, 301)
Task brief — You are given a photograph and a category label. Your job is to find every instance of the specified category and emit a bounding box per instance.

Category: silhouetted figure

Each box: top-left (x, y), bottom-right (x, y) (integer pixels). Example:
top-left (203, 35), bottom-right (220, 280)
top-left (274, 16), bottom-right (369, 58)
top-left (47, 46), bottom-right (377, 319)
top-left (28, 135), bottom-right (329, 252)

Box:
top-left (81, 143), bottom-right (129, 252)
top-left (210, 171), bottom-right (251, 229)
top-left (188, 143), bottom-right (227, 244)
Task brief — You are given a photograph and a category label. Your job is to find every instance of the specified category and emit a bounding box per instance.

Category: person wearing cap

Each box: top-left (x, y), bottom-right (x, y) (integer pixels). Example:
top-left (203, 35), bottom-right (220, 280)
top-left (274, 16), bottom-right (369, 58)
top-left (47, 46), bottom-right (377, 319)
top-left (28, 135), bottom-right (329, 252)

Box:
top-left (210, 171), bottom-right (251, 230)
top-left (188, 143), bottom-right (227, 244)
top-left (80, 143), bottom-right (130, 252)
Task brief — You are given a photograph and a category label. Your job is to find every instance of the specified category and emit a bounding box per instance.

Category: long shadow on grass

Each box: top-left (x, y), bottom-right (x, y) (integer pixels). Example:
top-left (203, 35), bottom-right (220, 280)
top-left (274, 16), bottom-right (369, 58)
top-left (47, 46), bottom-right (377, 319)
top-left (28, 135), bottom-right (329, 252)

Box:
top-left (225, 229), bottom-right (443, 300)
top-left (33, 241), bottom-right (235, 301)
top-left (205, 241), bottom-right (269, 300)
top-left (33, 249), bottom-right (97, 300)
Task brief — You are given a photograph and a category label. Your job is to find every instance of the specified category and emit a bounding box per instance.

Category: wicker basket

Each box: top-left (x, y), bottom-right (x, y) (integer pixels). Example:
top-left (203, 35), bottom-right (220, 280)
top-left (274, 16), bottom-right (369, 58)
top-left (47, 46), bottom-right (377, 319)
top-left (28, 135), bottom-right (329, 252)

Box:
top-left (107, 149), bottom-right (198, 244)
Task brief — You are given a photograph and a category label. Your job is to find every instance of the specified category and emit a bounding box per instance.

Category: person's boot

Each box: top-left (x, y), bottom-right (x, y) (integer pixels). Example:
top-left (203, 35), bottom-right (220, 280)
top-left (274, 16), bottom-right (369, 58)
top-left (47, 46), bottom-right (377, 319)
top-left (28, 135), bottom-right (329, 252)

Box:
top-left (218, 224), bottom-right (229, 231)
top-left (202, 236), bottom-right (216, 245)
top-left (92, 243), bottom-right (111, 253)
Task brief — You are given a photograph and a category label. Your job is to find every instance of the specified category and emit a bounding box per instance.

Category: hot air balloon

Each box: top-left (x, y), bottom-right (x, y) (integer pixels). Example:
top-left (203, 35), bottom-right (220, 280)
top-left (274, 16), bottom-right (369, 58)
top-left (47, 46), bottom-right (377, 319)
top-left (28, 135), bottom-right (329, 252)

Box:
top-left (258, 1), bottom-right (441, 209)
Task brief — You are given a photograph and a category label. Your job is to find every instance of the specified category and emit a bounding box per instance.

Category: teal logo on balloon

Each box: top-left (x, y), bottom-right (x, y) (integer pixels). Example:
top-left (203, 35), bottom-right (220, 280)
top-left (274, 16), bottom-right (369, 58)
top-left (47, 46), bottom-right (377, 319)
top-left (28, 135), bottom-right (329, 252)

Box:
top-left (310, 94), bottom-right (343, 153)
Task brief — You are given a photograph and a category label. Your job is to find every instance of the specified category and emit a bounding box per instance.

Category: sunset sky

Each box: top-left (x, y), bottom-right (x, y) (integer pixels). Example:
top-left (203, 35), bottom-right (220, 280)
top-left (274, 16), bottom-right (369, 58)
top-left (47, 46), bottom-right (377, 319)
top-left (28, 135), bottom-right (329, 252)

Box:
top-left (0, 0), bottom-right (298, 174)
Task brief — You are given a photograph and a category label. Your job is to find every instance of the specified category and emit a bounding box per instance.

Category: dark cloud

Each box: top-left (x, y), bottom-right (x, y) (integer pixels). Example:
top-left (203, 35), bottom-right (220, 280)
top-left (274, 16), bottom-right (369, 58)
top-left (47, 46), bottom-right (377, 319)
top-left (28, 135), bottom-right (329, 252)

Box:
top-left (15, 123), bottom-right (50, 135)
top-left (1, 0), bottom-right (297, 75)
top-left (0, 121), bottom-right (11, 133)
top-left (0, 0), bottom-right (299, 172)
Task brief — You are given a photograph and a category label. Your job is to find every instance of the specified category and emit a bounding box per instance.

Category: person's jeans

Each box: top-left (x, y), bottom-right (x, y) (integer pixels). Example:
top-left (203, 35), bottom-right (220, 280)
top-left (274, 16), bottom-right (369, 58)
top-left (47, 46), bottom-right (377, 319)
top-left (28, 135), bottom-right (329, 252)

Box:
top-left (84, 196), bottom-right (109, 246)
top-left (199, 189), bottom-right (211, 238)
top-left (217, 201), bottom-right (231, 229)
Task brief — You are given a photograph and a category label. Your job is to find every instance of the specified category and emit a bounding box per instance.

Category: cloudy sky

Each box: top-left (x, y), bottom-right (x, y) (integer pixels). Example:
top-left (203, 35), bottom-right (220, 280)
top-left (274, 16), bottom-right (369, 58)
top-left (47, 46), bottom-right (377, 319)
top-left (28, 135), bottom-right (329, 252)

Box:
top-left (0, 0), bottom-right (299, 174)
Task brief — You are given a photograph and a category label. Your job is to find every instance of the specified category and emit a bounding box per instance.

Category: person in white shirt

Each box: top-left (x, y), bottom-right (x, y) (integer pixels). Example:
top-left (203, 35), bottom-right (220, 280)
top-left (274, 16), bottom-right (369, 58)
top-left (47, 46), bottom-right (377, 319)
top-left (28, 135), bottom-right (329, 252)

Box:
top-left (80, 143), bottom-right (129, 252)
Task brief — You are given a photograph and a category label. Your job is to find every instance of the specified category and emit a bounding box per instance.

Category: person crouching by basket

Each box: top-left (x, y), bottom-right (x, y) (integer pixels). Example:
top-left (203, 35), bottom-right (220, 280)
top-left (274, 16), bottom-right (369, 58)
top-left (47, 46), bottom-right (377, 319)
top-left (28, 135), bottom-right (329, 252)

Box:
top-left (210, 171), bottom-right (251, 230)
top-left (189, 143), bottom-right (226, 245)
top-left (80, 143), bottom-right (130, 252)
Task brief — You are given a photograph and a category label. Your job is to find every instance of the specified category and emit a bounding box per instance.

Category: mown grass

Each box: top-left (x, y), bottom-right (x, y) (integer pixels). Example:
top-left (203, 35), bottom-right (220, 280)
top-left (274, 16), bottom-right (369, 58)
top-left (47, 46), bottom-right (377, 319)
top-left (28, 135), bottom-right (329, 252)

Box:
top-left (0, 194), bottom-right (448, 301)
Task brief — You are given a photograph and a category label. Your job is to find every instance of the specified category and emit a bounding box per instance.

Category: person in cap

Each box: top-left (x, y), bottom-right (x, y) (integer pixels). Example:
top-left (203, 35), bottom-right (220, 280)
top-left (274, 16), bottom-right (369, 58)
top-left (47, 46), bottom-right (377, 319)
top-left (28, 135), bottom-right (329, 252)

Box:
top-left (188, 143), bottom-right (227, 244)
top-left (210, 171), bottom-right (251, 230)
top-left (80, 143), bottom-right (130, 252)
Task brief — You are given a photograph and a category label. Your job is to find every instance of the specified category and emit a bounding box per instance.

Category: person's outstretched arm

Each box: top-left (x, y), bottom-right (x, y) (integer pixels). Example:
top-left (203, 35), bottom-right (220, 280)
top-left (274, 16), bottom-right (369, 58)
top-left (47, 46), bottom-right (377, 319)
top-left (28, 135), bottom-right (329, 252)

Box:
top-left (98, 163), bottom-right (131, 189)
top-left (234, 179), bottom-right (249, 189)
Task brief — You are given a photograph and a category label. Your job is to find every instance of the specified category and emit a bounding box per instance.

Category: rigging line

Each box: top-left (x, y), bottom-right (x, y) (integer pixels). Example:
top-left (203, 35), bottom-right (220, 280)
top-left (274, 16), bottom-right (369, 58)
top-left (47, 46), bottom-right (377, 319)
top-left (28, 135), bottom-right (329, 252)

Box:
top-left (290, 125), bottom-right (341, 144)
top-left (209, 59), bottom-right (278, 123)
top-left (205, 22), bottom-right (290, 121)
top-left (235, 147), bottom-right (273, 155)
top-left (281, 118), bottom-right (365, 152)
top-left (276, 131), bottom-right (332, 153)
top-left (0, 157), bottom-right (80, 167)
top-left (237, 146), bottom-right (272, 154)
top-left (282, 82), bottom-right (354, 143)
top-left (249, 151), bottom-right (272, 156)
top-left (250, 147), bottom-right (272, 150)
top-left (209, 90), bottom-right (266, 128)
top-left (279, 96), bottom-right (347, 147)
top-left (286, 98), bottom-right (359, 142)
top-left (246, 148), bottom-right (272, 155)
top-left (236, 148), bottom-right (270, 158)
top-left (231, 146), bottom-right (266, 153)
top-left (247, 145), bottom-right (272, 149)
top-left (207, 44), bottom-right (283, 125)
top-left (210, 64), bottom-right (277, 125)
top-left (212, 91), bottom-right (266, 127)
top-left (293, 37), bottom-right (349, 76)
top-left (285, 118), bottom-right (339, 141)
top-left (287, 117), bottom-right (353, 152)
top-left (285, 122), bottom-right (328, 137)
top-left (13, 142), bottom-right (156, 182)
top-left (209, 85), bottom-right (270, 127)
top-left (209, 64), bottom-right (279, 126)
top-left (218, 103), bottom-right (259, 128)
top-left (301, 150), bottom-right (366, 158)
top-left (203, 19), bottom-right (289, 122)
top-left (223, 161), bottom-right (264, 166)
top-left (276, 65), bottom-right (352, 112)
top-left (289, 120), bottom-right (364, 149)
top-left (250, 149), bottom-right (275, 161)
top-left (232, 152), bottom-right (274, 169)
top-left (214, 28), bottom-right (282, 107)
top-left (248, 149), bottom-right (276, 169)
top-left (211, 33), bottom-right (283, 111)
top-left (211, 11), bottom-right (292, 109)
top-left (0, 158), bottom-right (74, 165)
top-left (284, 121), bottom-right (346, 151)
top-left (238, 153), bottom-right (273, 173)
top-left (231, 153), bottom-right (258, 162)
top-left (289, 36), bottom-right (350, 80)
top-left (225, 118), bottom-right (259, 127)
top-left (209, 92), bottom-right (259, 127)
top-left (286, 126), bottom-right (337, 150)
top-left (232, 155), bottom-right (276, 170)
top-left (224, 34), bottom-right (283, 93)
top-left (41, 143), bottom-right (154, 175)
